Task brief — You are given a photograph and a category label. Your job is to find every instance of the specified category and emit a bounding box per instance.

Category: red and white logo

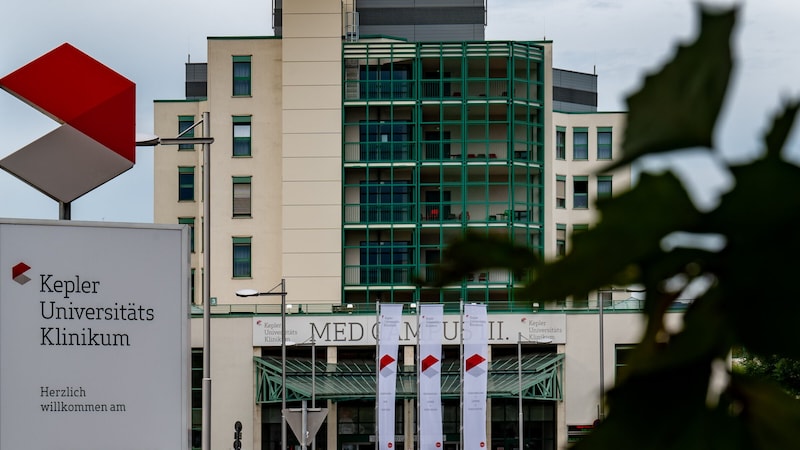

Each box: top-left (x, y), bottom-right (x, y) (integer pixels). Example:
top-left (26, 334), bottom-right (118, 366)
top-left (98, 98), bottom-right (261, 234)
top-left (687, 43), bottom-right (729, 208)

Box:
top-left (0, 43), bottom-right (135, 203)
top-left (12, 262), bottom-right (31, 285)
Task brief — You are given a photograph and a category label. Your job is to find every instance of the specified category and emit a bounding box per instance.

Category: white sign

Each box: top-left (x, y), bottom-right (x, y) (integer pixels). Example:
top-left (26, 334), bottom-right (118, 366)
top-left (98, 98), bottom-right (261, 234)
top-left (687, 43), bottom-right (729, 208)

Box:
top-left (253, 311), bottom-right (566, 346)
top-left (0, 219), bottom-right (189, 450)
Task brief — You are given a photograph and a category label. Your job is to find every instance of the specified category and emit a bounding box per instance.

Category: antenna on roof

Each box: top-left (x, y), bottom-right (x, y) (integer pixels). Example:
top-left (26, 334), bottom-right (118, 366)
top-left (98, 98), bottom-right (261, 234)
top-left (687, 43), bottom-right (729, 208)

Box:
top-left (188, 54), bottom-right (191, 64)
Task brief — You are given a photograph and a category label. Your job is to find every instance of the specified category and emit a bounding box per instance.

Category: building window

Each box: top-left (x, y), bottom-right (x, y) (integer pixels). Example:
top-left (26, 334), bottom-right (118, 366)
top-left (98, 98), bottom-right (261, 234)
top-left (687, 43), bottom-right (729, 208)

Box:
top-left (573, 177), bottom-right (588, 209)
top-left (232, 56), bottom-right (251, 96)
top-left (232, 237), bottom-right (252, 278)
top-left (190, 268), bottom-right (196, 305)
top-left (178, 167), bottom-right (195, 201)
top-left (232, 116), bottom-right (252, 157)
top-left (360, 181), bottom-right (413, 222)
top-left (573, 223), bottom-right (588, 235)
top-left (233, 176), bottom-right (252, 217)
top-left (556, 128), bottom-right (566, 160)
top-left (179, 217), bottom-right (195, 252)
top-left (597, 128), bottom-right (612, 159)
top-left (359, 240), bottom-right (412, 284)
top-left (556, 176), bottom-right (566, 208)
top-left (597, 176), bottom-right (613, 201)
top-left (178, 115), bottom-right (195, 150)
top-left (556, 224), bottom-right (566, 257)
top-left (190, 349), bottom-right (203, 449)
top-left (573, 128), bottom-right (588, 160)
top-left (616, 344), bottom-right (636, 380)
top-left (359, 64), bottom-right (412, 100)
top-left (359, 121), bottom-right (413, 161)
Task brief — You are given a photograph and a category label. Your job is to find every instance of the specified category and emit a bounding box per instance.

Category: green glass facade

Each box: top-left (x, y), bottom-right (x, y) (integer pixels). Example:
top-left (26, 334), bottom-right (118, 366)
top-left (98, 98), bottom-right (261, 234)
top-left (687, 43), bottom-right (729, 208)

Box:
top-left (343, 41), bottom-right (545, 306)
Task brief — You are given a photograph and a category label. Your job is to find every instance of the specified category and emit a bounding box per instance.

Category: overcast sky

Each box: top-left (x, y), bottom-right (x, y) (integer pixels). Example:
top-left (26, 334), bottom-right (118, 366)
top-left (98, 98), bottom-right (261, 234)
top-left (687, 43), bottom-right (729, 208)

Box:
top-left (1, 0), bottom-right (799, 222)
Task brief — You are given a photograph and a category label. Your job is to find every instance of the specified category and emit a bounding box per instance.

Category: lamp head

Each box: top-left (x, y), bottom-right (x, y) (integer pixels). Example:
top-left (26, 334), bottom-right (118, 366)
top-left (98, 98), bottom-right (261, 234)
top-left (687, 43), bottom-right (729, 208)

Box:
top-left (236, 289), bottom-right (259, 297)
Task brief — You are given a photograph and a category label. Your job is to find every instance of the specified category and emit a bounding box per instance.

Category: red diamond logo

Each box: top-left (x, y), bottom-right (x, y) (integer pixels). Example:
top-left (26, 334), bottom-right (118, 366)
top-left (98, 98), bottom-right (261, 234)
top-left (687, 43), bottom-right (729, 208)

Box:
top-left (421, 355), bottom-right (439, 372)
top-left (12, 262), bottom-right (31, 285)
top-left (0, 43), bottom-right (135, 203)
top-left (465, 354), bottom-right (485, 371)
top-left (380, 354), bottom-right (395, 371)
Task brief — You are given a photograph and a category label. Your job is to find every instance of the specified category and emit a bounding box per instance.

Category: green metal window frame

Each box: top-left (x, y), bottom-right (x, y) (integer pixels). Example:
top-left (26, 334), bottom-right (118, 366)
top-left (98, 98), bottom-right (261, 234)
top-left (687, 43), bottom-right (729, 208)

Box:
top-left (232, 176), bottom-right (252, 218)
top-left (232, 55), bottom-right (252, 96)
top-left (597, 175), bottom-right (613, 201)
top-left (179, 217), bottom-right (195, 253)
top-left (232, 115), bottom-right (252, 157)
top-left (232, 236), bottom-right (252, 278)
top-left (556, 127), bottom-right (566, 160)
top-left (178, 115), bottom-right (195, 150)
top-left (597, 127), bottom-right (612, 160)
top-left (178, 166), bottom-right (195, 201)
top-left (341, 40), bottom-right (547, 305)
top-left (572, 128), bottom-right (588, 160)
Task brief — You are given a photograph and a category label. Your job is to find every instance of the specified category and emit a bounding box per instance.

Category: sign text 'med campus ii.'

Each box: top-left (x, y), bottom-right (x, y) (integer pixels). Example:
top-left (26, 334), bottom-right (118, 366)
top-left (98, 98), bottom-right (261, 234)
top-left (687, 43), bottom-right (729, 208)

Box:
top-left (0, 220), bottom-right (189, 450)
top-left (253, 312), bottom-right (566, 346)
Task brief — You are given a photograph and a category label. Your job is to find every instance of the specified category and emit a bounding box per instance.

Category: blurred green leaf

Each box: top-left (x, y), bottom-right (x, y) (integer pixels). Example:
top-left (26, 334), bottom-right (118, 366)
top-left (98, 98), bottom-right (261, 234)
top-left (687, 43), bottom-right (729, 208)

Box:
top-left (523, 171), bottom-right (702, 302)
top-left (763, 100), bottom-right (800, 161)
top-left (426, 232), bottom-right (538, 287)
top-left (728, 374), bottom-right (800, 449)
top-left (573, 359), bottom-right (748, 450)
top-left (607, 6), bottom-right (736, 171)
top-left (707, 101), bottom-right (800, 358)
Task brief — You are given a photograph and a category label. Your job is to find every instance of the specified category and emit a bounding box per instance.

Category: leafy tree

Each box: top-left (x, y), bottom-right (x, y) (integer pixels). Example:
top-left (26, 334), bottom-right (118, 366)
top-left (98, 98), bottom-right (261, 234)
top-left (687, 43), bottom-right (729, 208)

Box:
top-left (736, 354), bottom-right (800, 399)
top-left (431, 4), bottom-right (800, 449)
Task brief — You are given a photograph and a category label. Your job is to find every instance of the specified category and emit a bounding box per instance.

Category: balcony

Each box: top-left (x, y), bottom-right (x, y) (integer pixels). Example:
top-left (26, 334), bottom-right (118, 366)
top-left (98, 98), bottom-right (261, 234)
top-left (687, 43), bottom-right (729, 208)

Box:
top-left (343, 265), bottom-right (415, 286)
top-left (344, 142), bottom-right (415, 163)
top-left (344, 204), bottom-right (416, 225)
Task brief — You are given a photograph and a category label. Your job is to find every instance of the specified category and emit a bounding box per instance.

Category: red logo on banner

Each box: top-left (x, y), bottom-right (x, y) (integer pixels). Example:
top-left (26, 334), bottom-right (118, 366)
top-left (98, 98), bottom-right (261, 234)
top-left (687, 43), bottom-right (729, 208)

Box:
top-left (387, 443), bottom-right (392, 448)
top-left (465, 354), bottom-right (486, 371)
top-left (480, 442), bottom-right (485, 448)
top-left (380, 354), bottom-right (396, 371)
top-left (421, 354), bottom-right (439, 372)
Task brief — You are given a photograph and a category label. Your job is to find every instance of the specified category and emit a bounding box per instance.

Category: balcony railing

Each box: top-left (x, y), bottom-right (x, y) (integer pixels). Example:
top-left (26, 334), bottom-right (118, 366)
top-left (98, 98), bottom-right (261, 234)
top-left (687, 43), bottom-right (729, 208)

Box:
top-left (344, 142), bottom-right (415, 163)
top-left (343, 265), bottom-right (415, 286)
top-left (344, 204), bottom-right (416, 224)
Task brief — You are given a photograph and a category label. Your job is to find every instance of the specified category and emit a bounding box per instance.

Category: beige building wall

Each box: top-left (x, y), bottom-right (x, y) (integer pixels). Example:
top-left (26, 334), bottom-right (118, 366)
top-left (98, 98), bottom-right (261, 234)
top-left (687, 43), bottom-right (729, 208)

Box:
top-left (548, 111), bottom-right (629, 259)
top-left (282, 0), bottom-right (342, 305)
top-left (153, 100), bottom-right (205, 302)
top-left (205, 37), bottom-right (283, 308)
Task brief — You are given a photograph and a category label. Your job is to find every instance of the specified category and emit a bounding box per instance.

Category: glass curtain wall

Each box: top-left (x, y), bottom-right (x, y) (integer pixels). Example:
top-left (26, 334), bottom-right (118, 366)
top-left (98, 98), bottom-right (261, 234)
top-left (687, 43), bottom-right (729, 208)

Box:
top-left (343, 41), bottom-right (544, 307)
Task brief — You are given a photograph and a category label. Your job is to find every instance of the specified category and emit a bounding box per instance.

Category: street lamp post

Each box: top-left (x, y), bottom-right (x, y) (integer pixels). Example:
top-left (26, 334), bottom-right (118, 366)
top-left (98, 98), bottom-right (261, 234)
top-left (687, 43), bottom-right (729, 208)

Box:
top-left (517, 333), bottom-right (553, 450)
top-left (310, 335), bottom-right (316, 450)
top-left (236, 280), bottom-right (289, 450)
top-left (137, 114), bottom-right (214, 450)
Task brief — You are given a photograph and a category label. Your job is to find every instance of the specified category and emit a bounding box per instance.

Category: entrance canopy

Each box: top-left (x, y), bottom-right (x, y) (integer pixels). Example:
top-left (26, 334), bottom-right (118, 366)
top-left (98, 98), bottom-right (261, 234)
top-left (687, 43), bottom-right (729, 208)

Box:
top-left (254, 353), bottom-right (563, 403)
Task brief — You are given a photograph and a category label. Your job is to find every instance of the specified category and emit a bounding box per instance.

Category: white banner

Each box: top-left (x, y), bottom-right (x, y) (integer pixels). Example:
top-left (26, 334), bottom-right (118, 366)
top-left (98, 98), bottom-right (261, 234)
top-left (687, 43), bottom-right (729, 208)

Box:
top-left (377, 304), bottom-right (403, 450)
top-left (418, 304), bottom-right (444, 450)
top-left (462, 304), bottom-right (488, 450)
